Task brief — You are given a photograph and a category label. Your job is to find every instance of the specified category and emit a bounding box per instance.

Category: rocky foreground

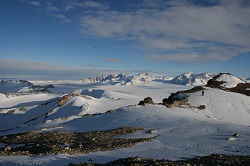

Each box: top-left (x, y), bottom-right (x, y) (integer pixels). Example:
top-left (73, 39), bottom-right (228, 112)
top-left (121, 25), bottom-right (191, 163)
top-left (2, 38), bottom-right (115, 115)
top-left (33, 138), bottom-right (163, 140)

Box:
top-left (0, 127), bottom-right (155, 156)
top-left (69, 155), bottom-right (250, 166)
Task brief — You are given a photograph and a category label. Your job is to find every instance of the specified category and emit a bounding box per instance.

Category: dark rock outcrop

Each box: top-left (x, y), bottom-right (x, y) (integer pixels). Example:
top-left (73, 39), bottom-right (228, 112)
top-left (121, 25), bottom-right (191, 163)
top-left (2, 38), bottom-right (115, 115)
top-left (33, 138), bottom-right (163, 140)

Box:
top-left (162, 92), bottom-right (189, 108)
top-left (0, 127), bottom-right (155, 156)
top-left (179, 86), bottom-right (205, 93)
top-left (197, 105), bottom-right (206, 110)
top-left (138, 97), bottom-right (154, 105)
top-left (69, 154), bottom-right (250, 166)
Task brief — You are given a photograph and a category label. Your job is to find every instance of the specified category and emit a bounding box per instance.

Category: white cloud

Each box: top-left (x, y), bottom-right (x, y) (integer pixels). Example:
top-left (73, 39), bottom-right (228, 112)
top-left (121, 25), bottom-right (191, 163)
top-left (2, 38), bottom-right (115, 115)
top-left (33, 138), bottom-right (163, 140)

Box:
top-left (20, 0), bottom-right (41, 6)
top-left (0, 58), bottom-right (145, 80)
top-left (78, 0), bottom-right (250, 63)
top-left (27, 1), bottom-right (41, 6)
top-left (44, 2), bottom-right (59, 12)
top-left (19, 0), bottom-right (250, 64)
top-left (104, 58), bottom-right (122, 63)
top-left (64, 0), bottom-right (108, 10)
top-left (48, 14), bottom-right (71, 23)
top-left (83, 0), bottom-right (107, 8)
top-left (80, 64), bottom-right (120, 69)
top-left (147, 53), bottom-right (236, 64)
top-left (80, 64), bottom-right (102, 68)
top-left (0, 58), bottom-right (100, 80)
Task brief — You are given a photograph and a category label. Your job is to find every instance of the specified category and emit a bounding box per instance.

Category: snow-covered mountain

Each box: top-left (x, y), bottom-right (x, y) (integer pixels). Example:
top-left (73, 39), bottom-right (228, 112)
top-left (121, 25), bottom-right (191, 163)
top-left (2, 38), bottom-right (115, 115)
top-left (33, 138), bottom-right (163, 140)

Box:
top-left (81, 73), bottom-right (160, 85)
top-left (82, 72), bottom-right (215, 86)
top-left (0, 80), bottom-right (54, 93)
top-left (127, 73), bottom-right (157, 85)
top-left (206, 73), bottom-right (250, 96)
top-left (81, 73), bottom-right (128, 83)
top-left (211, 73), bottom-right (246, 88)
top-left (170, 72), bottom-right (214, 85)
top-left (82, 72), bottom-right (219, 86)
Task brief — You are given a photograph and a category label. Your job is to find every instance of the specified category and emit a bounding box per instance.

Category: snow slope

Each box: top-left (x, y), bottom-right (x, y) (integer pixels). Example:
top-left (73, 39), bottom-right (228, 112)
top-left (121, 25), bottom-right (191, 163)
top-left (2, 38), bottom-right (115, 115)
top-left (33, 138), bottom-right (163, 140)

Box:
top-left (0, 88), bottom-right (140, 133)
top-left (1, 79), bottom-right (250, 165)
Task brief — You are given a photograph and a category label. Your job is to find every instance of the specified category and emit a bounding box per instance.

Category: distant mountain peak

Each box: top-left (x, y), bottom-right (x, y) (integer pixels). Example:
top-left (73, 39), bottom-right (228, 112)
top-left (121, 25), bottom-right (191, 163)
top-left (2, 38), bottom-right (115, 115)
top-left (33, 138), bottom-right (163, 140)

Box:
top-left (80, 73), bottom-right (159, 85)
top-left (170, 72), bottom-right (214, 85)
top-left (80, 72), bottom-right (214, 86)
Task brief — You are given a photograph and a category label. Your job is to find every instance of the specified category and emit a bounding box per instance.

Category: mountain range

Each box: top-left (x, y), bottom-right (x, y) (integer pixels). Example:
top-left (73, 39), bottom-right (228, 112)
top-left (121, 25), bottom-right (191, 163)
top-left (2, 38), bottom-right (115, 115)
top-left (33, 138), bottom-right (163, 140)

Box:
top-left (81, 72), bottom-right (214, 85)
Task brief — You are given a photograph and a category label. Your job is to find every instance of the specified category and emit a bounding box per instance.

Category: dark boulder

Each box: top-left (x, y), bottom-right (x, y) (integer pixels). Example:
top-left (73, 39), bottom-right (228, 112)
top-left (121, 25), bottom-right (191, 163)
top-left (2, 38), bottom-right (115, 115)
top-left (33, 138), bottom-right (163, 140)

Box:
top-left (138, 97), bottom-right (154, 105)
top-left (197, 105), bottom-right (206, 110)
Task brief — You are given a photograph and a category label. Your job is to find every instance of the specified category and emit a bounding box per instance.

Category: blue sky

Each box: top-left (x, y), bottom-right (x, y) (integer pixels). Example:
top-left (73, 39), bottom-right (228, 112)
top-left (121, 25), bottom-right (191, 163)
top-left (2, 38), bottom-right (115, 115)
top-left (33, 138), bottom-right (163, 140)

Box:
top-left (0, 0), bottom-right (250, 80)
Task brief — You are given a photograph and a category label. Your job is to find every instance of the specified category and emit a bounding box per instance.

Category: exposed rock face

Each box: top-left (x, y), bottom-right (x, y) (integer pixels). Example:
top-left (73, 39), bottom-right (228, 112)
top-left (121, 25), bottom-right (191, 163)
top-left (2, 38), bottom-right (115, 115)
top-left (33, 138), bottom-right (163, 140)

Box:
top-left (58, 95), bottom-right (71, 107)
top-left (197, 105), bottom-right (206, 110)
top-left (180, 86), bottom-right (205, 93)
top-left (4, 146), bottom-right (11, 151)
top-left (162, 86), bottom-right (206, 108)
top-left (229, 83), bottom-right (250, 96)
top-left (162, 92), bottom-right (189, 108)
top-left (59, 94), bottom-right (91, 107)
top-left (138, 97), bottom-right (154, 105)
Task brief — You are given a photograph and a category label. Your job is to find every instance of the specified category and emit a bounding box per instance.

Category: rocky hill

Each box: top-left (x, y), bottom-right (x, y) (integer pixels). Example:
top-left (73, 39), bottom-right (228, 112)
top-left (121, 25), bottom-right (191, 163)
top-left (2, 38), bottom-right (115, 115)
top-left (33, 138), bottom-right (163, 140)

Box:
top-left (206, 73), bottom-right (250, 96)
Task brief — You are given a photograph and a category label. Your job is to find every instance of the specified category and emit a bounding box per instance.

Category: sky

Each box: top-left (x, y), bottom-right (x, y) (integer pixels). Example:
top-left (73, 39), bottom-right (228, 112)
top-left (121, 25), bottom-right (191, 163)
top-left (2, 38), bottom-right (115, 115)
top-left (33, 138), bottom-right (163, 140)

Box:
top-left (0, 0), bottom-right (250, 80)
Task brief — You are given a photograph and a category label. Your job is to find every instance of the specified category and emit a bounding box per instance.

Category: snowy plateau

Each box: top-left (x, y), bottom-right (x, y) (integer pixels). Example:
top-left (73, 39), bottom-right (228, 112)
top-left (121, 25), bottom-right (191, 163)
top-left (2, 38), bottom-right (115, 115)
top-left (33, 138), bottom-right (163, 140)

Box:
top-left (0, 72), bottom-right (250, 165)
